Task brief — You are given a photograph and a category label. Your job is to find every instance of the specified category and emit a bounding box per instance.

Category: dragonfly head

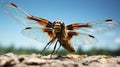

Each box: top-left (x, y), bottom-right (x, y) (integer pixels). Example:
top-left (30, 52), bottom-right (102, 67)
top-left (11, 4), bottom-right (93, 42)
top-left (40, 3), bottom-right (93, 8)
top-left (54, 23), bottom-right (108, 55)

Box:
top-left (53, 20), bottom-right (65, 32)
top-left (53, 20), bottom-right (65, 29)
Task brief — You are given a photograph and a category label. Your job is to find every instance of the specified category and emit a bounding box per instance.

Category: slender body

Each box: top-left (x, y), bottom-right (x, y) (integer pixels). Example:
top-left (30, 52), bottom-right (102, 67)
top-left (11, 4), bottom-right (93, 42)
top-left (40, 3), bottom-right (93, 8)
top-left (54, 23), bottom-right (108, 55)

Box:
top-left (53, 21), bottom-right (75, 52)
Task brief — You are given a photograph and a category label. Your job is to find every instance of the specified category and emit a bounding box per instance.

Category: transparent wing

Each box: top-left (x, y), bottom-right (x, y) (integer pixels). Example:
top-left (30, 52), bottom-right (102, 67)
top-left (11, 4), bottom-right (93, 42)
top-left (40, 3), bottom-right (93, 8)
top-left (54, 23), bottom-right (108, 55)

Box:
top-left (2, 2), bottom-right (52, 28)
top-left (22, 27), bottom-right (54, 44)
top-left (84, 19), bottom-right (120, 34)
top-left (67, 19), bottom-right (120, 34)
top-left (66, 31), bottom-right (98, 50)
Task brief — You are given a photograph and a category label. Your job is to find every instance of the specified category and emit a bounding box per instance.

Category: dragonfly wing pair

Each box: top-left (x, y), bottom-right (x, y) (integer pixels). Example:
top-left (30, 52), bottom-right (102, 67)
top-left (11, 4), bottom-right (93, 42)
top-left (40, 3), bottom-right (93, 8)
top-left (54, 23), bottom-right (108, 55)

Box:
top-left (2, 2), bottom-right (120, 52)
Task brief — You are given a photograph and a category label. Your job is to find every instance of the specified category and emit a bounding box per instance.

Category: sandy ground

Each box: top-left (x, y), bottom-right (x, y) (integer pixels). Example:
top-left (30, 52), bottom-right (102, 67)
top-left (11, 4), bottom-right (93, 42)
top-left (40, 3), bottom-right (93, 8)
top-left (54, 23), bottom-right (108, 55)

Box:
top-left (0, 53), bottom-right (120, 67)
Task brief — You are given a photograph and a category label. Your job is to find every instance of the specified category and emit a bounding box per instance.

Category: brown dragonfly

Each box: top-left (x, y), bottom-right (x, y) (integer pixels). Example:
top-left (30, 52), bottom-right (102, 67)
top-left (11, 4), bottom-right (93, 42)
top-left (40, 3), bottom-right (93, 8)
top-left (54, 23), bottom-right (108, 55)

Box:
top-left (2, 2), bottom-right (120, 55)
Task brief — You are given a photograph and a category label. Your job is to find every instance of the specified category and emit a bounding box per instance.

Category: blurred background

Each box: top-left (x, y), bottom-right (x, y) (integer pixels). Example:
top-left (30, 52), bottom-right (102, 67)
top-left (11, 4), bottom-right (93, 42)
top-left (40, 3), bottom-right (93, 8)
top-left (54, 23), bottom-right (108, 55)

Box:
top-left (0, 0), bottom-right (120, 55)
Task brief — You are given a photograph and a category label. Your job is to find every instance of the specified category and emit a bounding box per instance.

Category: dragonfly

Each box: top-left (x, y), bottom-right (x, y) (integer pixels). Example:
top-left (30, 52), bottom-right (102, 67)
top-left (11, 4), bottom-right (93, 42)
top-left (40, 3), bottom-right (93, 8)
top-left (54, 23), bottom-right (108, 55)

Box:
top-left (2, 2), bottom-right (120, 55)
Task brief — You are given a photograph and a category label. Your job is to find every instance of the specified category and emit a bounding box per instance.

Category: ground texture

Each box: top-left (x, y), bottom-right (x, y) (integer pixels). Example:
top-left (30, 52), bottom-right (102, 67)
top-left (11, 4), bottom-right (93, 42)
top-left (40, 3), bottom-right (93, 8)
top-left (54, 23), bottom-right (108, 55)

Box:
top-left (0, 53), bottom-right (120, 67)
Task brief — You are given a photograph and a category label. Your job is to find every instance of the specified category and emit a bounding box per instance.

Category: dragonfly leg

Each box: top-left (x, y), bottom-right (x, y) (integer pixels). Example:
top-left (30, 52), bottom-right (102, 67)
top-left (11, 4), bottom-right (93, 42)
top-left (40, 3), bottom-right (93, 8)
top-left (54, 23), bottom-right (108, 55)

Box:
top-left (40, 41), bottom-right (51, 54)
top-left (55, 44), bottom-right (61, 54)
top-left (50, 40), bottom-right (58, 57)
top-left (40, 37), bottom-right (56, 54)
top-left (47, 42), bottom-right (52, 49)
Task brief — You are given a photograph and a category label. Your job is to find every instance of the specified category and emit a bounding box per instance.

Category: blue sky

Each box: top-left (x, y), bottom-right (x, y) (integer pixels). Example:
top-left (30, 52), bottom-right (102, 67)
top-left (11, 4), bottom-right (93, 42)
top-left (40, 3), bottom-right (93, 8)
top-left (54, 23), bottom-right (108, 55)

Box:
top-left (0, 0), bottom-right (120, 50)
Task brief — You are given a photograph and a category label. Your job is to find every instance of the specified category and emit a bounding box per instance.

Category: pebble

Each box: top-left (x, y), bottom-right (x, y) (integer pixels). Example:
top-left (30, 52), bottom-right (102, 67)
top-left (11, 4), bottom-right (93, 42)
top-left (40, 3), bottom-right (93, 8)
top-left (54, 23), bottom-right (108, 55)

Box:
top-left (0, 53), bottom-right (120, 67)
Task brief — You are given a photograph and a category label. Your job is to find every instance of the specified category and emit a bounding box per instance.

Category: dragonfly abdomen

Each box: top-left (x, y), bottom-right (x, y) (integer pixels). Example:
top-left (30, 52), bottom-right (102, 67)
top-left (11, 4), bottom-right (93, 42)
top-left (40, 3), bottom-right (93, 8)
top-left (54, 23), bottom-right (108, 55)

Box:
top-left (59, 40), bottom-right (75, 52)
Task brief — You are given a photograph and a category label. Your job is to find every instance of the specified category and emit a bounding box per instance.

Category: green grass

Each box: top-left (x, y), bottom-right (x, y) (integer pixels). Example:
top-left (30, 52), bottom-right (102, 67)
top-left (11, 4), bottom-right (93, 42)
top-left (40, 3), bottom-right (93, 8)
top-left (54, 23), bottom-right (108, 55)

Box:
top-left (0, 44), bottom-right (120, 56)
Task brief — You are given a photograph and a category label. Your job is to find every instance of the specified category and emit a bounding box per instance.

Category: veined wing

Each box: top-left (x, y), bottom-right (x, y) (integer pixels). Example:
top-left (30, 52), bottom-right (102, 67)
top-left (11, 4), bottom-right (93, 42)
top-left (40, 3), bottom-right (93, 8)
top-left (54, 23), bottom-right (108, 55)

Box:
top-left (66, 19), bottom-right (120, 34)
top-left (66, 31), bottom-right (98, 50)
top-left (22, 27), bottom-right (55, 44)
top-left (2, 2), bottom-right (52, 28)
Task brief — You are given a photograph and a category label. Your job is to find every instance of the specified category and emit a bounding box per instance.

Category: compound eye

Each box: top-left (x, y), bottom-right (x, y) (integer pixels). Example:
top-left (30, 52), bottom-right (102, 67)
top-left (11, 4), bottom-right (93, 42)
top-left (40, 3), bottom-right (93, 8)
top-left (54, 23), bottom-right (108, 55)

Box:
top-left (61, 22), bottom-right (64, 25)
